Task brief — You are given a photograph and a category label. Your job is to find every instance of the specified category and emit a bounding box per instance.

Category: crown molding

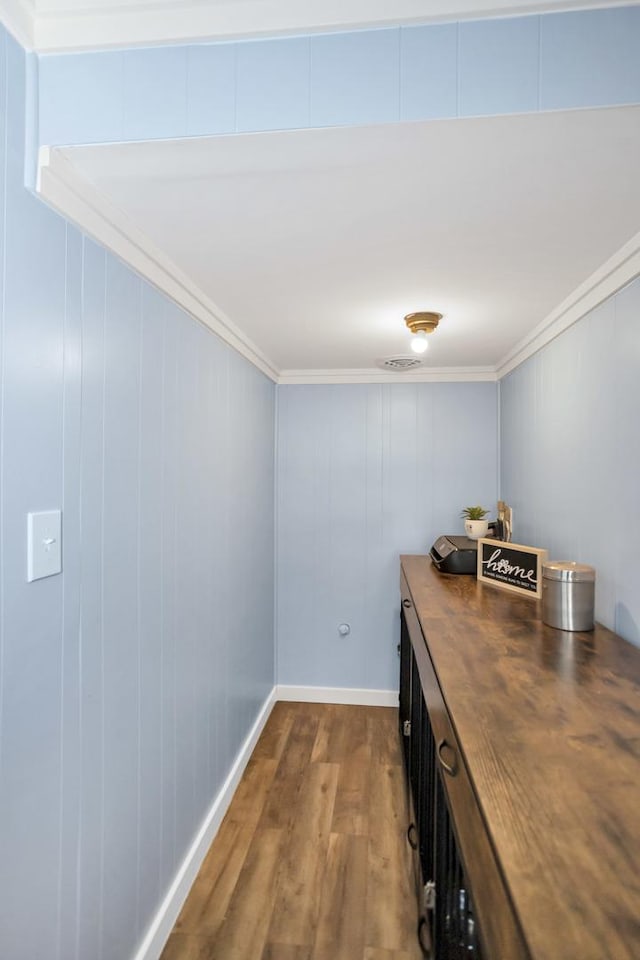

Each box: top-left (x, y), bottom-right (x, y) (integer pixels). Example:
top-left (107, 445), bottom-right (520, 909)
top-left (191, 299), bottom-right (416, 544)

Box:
top-left (496, 228), bottom-right (640, 379)
top-left (37, 146), bottom-right (281, 383)
top-left (0, 0), bottom-right (35, 48)
top-left (25, 0), bottom-right (640, 53)
top-left (278, 367), bottom-right (499, 384)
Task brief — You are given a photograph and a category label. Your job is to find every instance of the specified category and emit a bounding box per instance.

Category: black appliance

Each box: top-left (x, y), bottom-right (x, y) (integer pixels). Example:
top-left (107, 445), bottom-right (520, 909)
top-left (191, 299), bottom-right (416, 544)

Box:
top-left (429, 535), bottom-right (479, 575)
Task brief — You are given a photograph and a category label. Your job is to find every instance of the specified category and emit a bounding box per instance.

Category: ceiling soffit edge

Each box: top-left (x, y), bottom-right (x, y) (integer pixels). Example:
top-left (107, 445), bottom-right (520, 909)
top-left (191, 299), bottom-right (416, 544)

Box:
top-left (1, 0), bottom-right (35, 48)
top-left (18, 0), bottom-right (640, 53)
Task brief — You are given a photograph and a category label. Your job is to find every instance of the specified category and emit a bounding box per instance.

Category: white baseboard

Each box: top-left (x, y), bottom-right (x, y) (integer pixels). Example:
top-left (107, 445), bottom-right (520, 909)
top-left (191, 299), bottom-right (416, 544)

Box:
top-left (276, 684), bottom-right (398, 707)
top-left (131, 685), bottom-right (277, 960)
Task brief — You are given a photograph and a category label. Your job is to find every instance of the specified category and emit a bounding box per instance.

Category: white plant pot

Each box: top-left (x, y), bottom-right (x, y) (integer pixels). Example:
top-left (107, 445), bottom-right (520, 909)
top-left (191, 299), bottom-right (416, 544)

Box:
top-left (465, 519), bottom-right (489, 540)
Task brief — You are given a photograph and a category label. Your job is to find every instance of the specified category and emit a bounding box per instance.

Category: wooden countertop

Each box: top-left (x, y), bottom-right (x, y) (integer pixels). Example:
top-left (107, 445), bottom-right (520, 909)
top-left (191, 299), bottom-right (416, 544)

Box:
top-left (400, 554), bottom-right (640, 960)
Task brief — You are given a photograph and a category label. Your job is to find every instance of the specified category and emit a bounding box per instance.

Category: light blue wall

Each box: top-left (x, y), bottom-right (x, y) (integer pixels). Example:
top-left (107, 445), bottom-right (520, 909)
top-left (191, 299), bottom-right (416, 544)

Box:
top-left (2, 4), bottom-right (639, 957)
top-left (500, 276), bottom-right (640, 646)
top-left (0, 27), bottom-right (275, 960)
top-left (38, 6), bottom-right (640, 146)
top-left (276, 383), bottom-right (498, 689)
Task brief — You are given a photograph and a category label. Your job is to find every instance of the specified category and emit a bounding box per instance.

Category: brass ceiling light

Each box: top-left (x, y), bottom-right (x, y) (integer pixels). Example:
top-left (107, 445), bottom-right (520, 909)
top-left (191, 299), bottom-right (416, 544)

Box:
top-left (405, 312), bottom-right (442, 354)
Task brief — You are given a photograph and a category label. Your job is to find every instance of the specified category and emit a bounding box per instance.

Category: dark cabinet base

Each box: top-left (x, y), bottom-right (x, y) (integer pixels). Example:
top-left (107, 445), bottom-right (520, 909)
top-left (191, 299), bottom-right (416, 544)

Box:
top-left (400, 607), bottom-right (484, 960)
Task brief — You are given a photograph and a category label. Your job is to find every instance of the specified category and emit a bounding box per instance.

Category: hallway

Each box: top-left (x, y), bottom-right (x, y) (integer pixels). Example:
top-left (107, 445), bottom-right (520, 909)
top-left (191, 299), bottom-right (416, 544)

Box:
top-left (161, 702), bottom-right (422, 960)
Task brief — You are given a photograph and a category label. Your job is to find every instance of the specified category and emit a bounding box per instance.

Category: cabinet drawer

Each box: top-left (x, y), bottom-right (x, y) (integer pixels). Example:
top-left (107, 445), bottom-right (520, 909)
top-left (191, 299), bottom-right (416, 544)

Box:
top-left (400, 575), bottom-right (529, 960)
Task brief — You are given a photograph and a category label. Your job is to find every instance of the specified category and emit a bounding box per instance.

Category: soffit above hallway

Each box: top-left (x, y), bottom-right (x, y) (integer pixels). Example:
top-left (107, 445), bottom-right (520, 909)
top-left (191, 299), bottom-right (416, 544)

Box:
top-left (4, 0), bottom-right (637, 51)
top-left (29, 2), bottom-right (640, 383)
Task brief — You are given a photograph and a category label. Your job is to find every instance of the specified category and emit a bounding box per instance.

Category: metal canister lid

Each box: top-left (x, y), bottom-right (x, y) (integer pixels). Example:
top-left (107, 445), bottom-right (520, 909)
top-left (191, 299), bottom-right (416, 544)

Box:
top-left (542, 560), bottom-right (595, 582)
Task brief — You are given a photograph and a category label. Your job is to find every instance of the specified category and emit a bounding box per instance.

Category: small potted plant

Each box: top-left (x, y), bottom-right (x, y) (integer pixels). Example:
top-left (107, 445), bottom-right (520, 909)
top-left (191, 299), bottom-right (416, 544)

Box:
top-left (461, 505), bottom-right (489, 540)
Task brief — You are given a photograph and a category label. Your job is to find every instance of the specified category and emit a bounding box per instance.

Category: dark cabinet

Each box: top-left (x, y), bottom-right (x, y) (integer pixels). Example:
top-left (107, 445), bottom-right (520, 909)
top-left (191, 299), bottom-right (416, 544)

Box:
top-left (400, 555), bottom-right (640, 960)
top-left (400, 601), bottom-right (483, 959)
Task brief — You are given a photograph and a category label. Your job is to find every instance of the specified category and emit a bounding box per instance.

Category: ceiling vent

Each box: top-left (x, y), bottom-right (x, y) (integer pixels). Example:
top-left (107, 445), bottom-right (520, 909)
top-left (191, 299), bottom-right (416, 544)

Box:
top-left (377, 355), bottom-right (425, 371)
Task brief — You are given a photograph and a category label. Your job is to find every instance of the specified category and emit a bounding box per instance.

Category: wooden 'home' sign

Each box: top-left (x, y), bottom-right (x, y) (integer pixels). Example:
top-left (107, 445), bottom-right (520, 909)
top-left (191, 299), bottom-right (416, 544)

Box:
top-left (477, 539), bottom-right (548, 599)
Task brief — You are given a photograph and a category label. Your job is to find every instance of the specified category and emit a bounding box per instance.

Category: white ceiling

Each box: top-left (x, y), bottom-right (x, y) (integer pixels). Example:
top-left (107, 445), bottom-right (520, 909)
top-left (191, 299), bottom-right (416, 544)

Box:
top-left (58, 106), bottom-right (640, 376)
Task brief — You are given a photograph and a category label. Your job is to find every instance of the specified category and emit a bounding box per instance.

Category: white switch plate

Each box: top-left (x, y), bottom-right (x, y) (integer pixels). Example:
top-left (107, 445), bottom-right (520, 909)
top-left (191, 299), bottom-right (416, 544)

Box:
top-left (27, 510), bottom-right (62, 582)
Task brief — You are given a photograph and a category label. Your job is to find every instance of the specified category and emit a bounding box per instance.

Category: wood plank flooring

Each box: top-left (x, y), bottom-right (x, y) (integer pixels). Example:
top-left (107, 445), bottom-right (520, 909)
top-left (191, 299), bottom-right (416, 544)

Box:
top-left (161, 701), bottom-right (423, 960)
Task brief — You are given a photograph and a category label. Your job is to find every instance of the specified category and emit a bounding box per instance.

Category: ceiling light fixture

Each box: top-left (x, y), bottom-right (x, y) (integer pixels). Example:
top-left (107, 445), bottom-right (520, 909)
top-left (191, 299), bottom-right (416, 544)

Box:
top-left (405, 312), bottom-right (442, 354)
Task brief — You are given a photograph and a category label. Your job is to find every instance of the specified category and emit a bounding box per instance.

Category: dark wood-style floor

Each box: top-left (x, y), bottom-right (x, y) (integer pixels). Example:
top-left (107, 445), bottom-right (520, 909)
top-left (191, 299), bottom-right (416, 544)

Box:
top-left (161, 701), bottom-right (423, 960)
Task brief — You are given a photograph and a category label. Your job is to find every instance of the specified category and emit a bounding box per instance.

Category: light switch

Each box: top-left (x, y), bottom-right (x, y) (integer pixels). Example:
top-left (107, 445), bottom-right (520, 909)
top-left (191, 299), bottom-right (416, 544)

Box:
top-left (27, 510), bottom-right (62, 582)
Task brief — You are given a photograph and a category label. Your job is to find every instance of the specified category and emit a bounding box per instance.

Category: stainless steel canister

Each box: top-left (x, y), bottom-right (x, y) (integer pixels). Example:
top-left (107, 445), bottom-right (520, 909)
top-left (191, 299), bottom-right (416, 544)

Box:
top-left (541, 561), bottom-right (595, 631)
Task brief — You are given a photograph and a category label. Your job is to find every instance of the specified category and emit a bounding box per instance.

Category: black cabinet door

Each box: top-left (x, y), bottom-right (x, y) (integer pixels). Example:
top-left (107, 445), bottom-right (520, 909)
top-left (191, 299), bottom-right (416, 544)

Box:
top-left (400, 608), bottom-right (484, 960)
top-left (399, 608), bottom-right (412, 773)
top-left (434, 772), bottom-right (483, 959)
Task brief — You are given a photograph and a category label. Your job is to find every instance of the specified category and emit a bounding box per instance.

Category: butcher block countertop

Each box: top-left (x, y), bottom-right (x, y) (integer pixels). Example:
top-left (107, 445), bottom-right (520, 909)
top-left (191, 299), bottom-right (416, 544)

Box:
top-left (400, 554), bottom-right (640, 960)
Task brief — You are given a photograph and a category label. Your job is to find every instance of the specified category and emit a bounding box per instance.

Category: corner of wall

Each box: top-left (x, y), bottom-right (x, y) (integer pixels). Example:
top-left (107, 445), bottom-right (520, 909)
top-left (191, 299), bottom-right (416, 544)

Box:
top-left (23, 47), bottom-right (38, 190)
top-left (0, 1), bottom-right (35, 52)
top-left (496, 376), bottom-right (502, 501)
top-left (273, 383), bottom-right (280, 687)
